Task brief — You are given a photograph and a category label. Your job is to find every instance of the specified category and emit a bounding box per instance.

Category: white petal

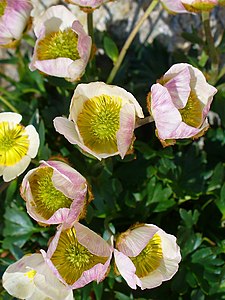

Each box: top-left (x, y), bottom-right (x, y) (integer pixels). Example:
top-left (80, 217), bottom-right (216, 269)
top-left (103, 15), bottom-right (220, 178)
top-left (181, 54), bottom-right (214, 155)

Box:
top-left (3, 155), bottom-right (31, 182)
top-left (25, 124), bottom-right (40, 158)
top-left (0, 112), bottom-right (22, 123)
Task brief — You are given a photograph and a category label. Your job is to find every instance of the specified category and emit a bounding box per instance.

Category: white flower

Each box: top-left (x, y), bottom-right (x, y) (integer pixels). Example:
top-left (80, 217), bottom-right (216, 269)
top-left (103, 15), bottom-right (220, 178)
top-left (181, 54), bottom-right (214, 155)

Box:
top-left (54, 82), bottom-right (144, 160)
top-left (114, 224), bottom-right (181, 290)
top-left (0, 112), bottom-right (39, 182)
top-left (2, 253), bottom-right (73, 300)
top-left (30, 5), bottom-right (92, 82)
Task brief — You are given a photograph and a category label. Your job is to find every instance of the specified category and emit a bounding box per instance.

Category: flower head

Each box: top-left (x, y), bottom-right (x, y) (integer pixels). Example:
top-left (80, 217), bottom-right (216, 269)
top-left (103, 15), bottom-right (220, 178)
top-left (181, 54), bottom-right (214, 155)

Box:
top-left (0, 112), bottom-right (39, 182)
top-left (42, 222), bottom-right (112, 288)
top-left (54, 82), bottom-right (144, 160)
top-left (114, 224), bottom-right (181, 290)
top-left (0, 0), bottom-right (33, 47)
top-left (20, 160), bottom-right (89, 226)
top-left (30, 5), bottom-right (92, 82)
top-left (66, 0), bottom-right (112, 10)
top-left (148, 63), bottom-right (217, 146)
top-left (2, 253), bottom-right (73, 300)
top-left (161, 0), bottom-right (218, 13)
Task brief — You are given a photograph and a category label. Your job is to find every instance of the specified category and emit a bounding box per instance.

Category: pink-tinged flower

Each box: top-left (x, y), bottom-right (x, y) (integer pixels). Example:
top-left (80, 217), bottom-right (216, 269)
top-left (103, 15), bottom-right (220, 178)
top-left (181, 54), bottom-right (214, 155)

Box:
top-left (148, 63), bottom-right (217, 146)
top-left (66, 0), bottom-right (111, 10)
top-left (42, 222), bottom-right (112, 288)
top-left (161, 0), bottom-right (218, 13)
top-left (0, 0), bottom-right (33, 47)
top-left (114, 224), bottom-right (181, 290)
top-left (0, 112), bottom-right (39, 182)
top-left (2, 253), bottom-right (73, 300)
top-left (20, 160), bottom-right (90, 227)
top-left (29, 5), bottom-right (92, 82)
top-left (54, 82), bottom-right (144, 160)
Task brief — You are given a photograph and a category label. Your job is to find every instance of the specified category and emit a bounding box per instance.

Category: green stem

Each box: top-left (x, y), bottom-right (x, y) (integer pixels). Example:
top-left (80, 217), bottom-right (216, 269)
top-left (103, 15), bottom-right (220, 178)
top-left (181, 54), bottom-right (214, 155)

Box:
top-left (106, 0), bottom-right (159, 84)
top-left (87, 12), bottom-right (94, 44)
top-left (201, 11), bottom-right (219, 84)
top-left (135, 116), bottom-right (154, 129)
top-left (0, 95), bottom-right (19, 113)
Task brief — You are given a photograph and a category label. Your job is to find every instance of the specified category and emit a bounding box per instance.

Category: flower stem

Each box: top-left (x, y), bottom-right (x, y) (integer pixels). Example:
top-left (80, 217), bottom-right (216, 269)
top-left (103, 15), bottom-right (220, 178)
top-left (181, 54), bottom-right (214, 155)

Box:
top-left (201, 11), bottom-right (219, 84)
top-left (106, 0), bottom-right (159, 84)
top-left (87, 12), bottom-right (94, 44)
top-left (135, 116), bottom-right (154, 128)
top-left (0, 95), bottom-right (19, 113)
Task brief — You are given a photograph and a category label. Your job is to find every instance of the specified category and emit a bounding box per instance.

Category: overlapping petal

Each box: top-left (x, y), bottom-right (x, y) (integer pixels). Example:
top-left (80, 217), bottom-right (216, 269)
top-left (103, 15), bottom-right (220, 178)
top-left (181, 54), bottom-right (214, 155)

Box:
top-left (2, 253), bottom-right (73, 300)
top-left (30, 5), bottom-right (91, 82)
top-left (0, 0), bottom-right (33, 47)
top-left (114, 224), bottom-right (181, 290)
top-left (21, 160), bottom-right (89, 226)
top-left (0, 112), bottom-right (39, 182)
top-left (54, 82), bottom-right (144, 160)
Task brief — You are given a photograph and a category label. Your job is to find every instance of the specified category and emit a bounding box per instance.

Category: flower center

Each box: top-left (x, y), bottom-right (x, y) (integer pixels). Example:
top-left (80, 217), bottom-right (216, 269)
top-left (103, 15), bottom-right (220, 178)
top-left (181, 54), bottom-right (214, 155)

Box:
top-left (24, 269), bottom-right (37, 280)
top-left (36, 28), bottom-right (80, 61)
top-left (29, 167), bottom-right (73, 220)
top-left (130, 234), bottom-right (163, 278)
top-left (51, 228), bottom-right (108, 285)
top-left (0, 0), bottom-right (7, 17)
top-left (77, 94), bottom-right (122, 154)
top-left (179, 91), bottom-right (203, 128)
top-left (0, 122), bottom-right (29, 166)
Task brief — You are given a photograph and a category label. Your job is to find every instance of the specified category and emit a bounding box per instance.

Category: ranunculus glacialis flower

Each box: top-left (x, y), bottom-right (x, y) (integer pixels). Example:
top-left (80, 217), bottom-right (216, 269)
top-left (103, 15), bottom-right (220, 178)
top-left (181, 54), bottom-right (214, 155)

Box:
top-left (0, 0), bottom-right (33, 47)
top-left (148, 63), bottom-right (217, 146)
top-left (42, 222), bottom-right (113, 288)
top-left (66, 0), bottom-right (111, 10)
top-left (2, 253), bottom-right (73, 300)
top-left (54, 82), bottom-right (144, 160)
top-left (0, 112), bottom-right (39, 182)
top-left (161, 0), bottom-right (218, 13)
top-left (114, 224), bottom-right (181, 290)
top-left (30, 5), bottom-right (92, 82)
top-left (20, 160), bottom-right (90, 227)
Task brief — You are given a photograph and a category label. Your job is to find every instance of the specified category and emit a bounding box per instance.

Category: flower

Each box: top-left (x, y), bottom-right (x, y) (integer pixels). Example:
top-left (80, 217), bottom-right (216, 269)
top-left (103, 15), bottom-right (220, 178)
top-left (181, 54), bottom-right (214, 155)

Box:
top-left (2, 253), bottom-right (73, 300)
top-left (20, 160), bottom-right (90, 226)
top-left (0, 0), bottom-right (33, 47)
top-left (114, 224), bottom-right (181, 290)
top-left (0, 112), bottom-right (39, 182)
top-left (66, 0), bottom-right (112, 10)
top-left (29, 5), bottom-right (92, 82)
top-left (161, 0), bottom-right (218, 13)
top-left (147, 63), bottom-right (217, 146)
top-left (54, 82), bottom-right (144, 160)
top-left (42, 222), bottom-right (112, 288)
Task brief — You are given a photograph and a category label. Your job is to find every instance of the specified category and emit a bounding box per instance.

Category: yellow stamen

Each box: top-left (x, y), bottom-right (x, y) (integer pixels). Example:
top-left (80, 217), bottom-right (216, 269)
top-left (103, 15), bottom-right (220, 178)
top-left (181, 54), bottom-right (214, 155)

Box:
top-left (29, 167), bottom-right (73, 220)
top-left (77, 94), bottom-right (122, 154)
top-left (51, 228), bottom-right (108, 285)
top-left (131, 234), bottom-right (163, 278)
top-left (0, 122), bottom-right (29, 166)
top-left (36, 29), bottom-right (80, 61)
top-left (24, 269), bottom-right (37, 280)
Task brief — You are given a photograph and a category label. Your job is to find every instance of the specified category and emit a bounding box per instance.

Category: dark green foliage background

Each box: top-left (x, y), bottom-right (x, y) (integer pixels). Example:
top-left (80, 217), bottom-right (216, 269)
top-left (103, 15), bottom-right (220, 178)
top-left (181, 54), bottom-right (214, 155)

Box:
top-left (0, 18), bottom-right (225, 300)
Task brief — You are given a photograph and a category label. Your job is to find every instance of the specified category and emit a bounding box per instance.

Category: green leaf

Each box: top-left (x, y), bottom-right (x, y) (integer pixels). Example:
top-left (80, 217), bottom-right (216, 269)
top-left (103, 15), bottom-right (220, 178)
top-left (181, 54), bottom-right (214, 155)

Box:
top-left (215, 182), bottom-right (225, 221)
top-left (93, 282), bottom-right (103, 300)
top-left (103, 36), bottom-right (119, 63)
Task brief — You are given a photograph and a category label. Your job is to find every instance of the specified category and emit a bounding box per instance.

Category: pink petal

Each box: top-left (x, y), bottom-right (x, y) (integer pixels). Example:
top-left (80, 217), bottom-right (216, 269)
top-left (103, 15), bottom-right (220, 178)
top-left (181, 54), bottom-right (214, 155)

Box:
top-left (117, 104), bottom-right (135, 159)
top-left (114, 249), bottom-right (141, 289)
top-left (164, 66), bottom-right (191, 109)
top-left (151, 83), bottom-right (182, 140)
top-left (161, 0), bottom-right (188, 12)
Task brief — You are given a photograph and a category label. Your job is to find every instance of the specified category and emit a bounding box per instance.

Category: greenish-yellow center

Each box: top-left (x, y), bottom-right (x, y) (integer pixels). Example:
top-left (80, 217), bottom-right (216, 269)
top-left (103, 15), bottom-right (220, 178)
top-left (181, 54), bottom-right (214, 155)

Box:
top-left (36, 28), bottom-right (80, 61)
top-left (24, 269), bottom-right (37, 280)
top-left (0, 121), bottom-right (29, 166)
top-left (0, 1), bottom-right (7, 17)
top-left (51, 228), bottom-right (108, 285)
top-left (179, 91), bottom-right (203, 128)
top-left (130, 234), bottom-right (163, 278)
top-left (29, 167), bottom-right (73, 220)
top-left (77, 94), bottom-right (122, 154)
